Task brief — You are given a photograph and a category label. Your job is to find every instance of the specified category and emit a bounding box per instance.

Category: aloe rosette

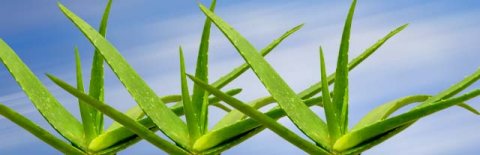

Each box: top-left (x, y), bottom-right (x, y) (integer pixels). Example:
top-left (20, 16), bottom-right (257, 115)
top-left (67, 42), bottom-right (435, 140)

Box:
top-left (1, 0), bottom-right (479, 155)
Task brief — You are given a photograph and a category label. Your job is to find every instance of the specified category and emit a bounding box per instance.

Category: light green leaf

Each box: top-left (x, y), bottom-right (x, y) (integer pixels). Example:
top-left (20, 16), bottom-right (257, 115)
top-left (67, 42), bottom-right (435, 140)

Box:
top-left (75, 47), bottom-right (97, 144)
top-left (89, 117), bottom-right (156, 152)
top-left (0, 104), bottom-right (85, 155)
top-left (320, 47), bottom-right (340, 142)
top-left (87, 0), bottom-right (113, 138)
top-left (188, 75), bottom-right (329, 154)
top-left (211, 24), bottom-right (304, 89)
top-left (95, 89), bottom-right (241, 152)
top-left (332, 0), bottom-right (356, 135)
top-left (211, 24), bottom-right (303, 130)
top-left (0, 39), bottom-right (84, 147)
top-left (106, 94), bottom-right (181, 131)
top-left (47, 74), bottom-right (189, 155)
top-left (212, 96), bottom-right (274, 130)
top-left (58, 3), bottom-right (189, 147)
top-left (180, 47), bottom-right (201, 143)
top-left (334, 89), bottom-right (480, 151)
top-left (192, 0), bottom-right (217, 135)
top-left (194, 95), bottom-right (322, 152)
top-left (298, 24), bottom-right (409, 99)
top-left (198, 4), bottom-right (330, 147)
top-left (352, 95), bottom-right (430, 130)
top-left (417, 67), bottom-right (480, 108)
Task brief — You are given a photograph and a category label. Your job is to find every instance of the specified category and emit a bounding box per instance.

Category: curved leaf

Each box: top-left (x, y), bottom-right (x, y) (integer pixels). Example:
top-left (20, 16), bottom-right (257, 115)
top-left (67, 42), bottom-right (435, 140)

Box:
top-left (334, 89), bottom-right (480, 151)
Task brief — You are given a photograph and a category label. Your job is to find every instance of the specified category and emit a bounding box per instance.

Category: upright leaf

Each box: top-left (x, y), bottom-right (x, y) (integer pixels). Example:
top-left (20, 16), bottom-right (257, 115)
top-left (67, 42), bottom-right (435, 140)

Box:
top-left (0, 104), bottom-right (85, 155)
top-left (198, 4), bottom-right (330, 147)
top-left (191, 0), bottom-right (217, 135)
top-left (0, 39), bottom-right (84, 146)
top-left (75, 47), bottom-right (96, 144)
top-left (58, 3), bottom-right (189, 147)
top-left (88, 0), bottom-right (113, 137)
top-left (180, 47), bottom-right (201, 143)
top-left (332, 0), bottom-right (356, 135)
top-left (319, 47), bottom-right (340, 142)
top-left (299, 24), bottom-right (409, 99)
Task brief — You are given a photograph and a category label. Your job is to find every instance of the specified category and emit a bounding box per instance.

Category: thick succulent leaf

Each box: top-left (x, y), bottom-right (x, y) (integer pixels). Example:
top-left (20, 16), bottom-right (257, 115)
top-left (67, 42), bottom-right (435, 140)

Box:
top-left (332, 0), bottom-right (356, 135)
top-left (333, 89), bottom-right (480, 151)
top-left (87, 0), bottom-right (113, 137)
top-left (58, 3), bottom-right (189, 147)
top-left (47, 75), bottom-right (189, 155)
top-left (192, 0), bottom-right (217, 135)
top-left (89, 117), bottom-right (156, 152)
top-left (94, 89), bottom-right (240, 151)
top-left (211, 24), bottom-right (303, 129)
top-left (343, 123), bottom-right (413, 154)
top-left (211, 24), bottom-right (304, 89)
top-left (188, 75), bottom-right (329, 154)
top-left (106, 95), bottom-right (181, 131)
top-left (352, 95), bottom-right (430, 130)
top-left (198, 4), bottom-right (330, 147)
top-left (298, 24), bottom-right (409, 99)
top-left (194, 95), bottom-right (322, 152)
top-left (320, 47), bottom-right (340, 142)
top-left (212, 96), bottom-right (274, 130)
top-left (0, 104), bottom-right (85, 155)
top-left (180, 47), bottom-right (201, 142)
top-left (0, 39), bottom-right (84, 146)
top-left (75, 47), bottom-right (97, 144)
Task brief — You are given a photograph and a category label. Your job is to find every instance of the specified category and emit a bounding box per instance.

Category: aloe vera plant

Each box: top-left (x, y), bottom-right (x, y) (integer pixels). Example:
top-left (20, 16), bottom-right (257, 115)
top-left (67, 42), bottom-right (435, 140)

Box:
top-left (1, 0), bottom-right (479, 154)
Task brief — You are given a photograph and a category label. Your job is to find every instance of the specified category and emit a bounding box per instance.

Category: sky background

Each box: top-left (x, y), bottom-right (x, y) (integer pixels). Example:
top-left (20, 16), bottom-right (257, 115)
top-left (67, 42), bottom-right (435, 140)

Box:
top-left (1, 0), bottom-right (480, 154)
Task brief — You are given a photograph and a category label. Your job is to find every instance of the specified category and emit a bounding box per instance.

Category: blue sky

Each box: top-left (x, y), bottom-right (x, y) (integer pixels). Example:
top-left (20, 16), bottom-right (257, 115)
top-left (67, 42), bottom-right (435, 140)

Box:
top-left (1, 0), bottom-right (480, 154)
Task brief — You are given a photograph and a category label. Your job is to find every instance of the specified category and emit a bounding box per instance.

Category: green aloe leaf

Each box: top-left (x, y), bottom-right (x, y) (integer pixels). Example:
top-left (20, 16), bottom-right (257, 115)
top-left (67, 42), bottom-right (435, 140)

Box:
top-left (106, 95), bottom-right (181, 131)
top-left (352, 95), bottom-right (430, 130)
top-left (192, 0), bottom-right (217, 135)
top-left (333, 89), bottom-right (480, 151)
top-left (89, 117), bottom-right (156, 152)
top-left (319, 47), bottom-right (341, 142)
top-left (211, 24), bottom-right (304, 89)
top-left (332, 0), bottom-right (356, 135)
top-left (87, 0), bottom-right (113, 139)
top-left (58, 3), bottom-right (190, 147)
top-left (0, 39), bottom-right (85, 147)
top-left (93, 89), bottom-right (241, 152)
top-left (198, 3), bottom-right (330, 147)
top-left (194, 95), bottom-right (323, 152)
top-left (75, 47), bottom-right (97, 144)
top-left (298, 23), bottom-right (409, 99)
top-left (212, 24), bottom-right (303, 129)
top-left (180, 47), bottom-right (202, 143)
top-left (212, 20), bottom-right (403, 129)
top-left (188, 75), bottom-right (329, 154)
top-left (0, 104), bottom-right (85, 155)
top-left (47, 74), bottom-right (189, 155)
